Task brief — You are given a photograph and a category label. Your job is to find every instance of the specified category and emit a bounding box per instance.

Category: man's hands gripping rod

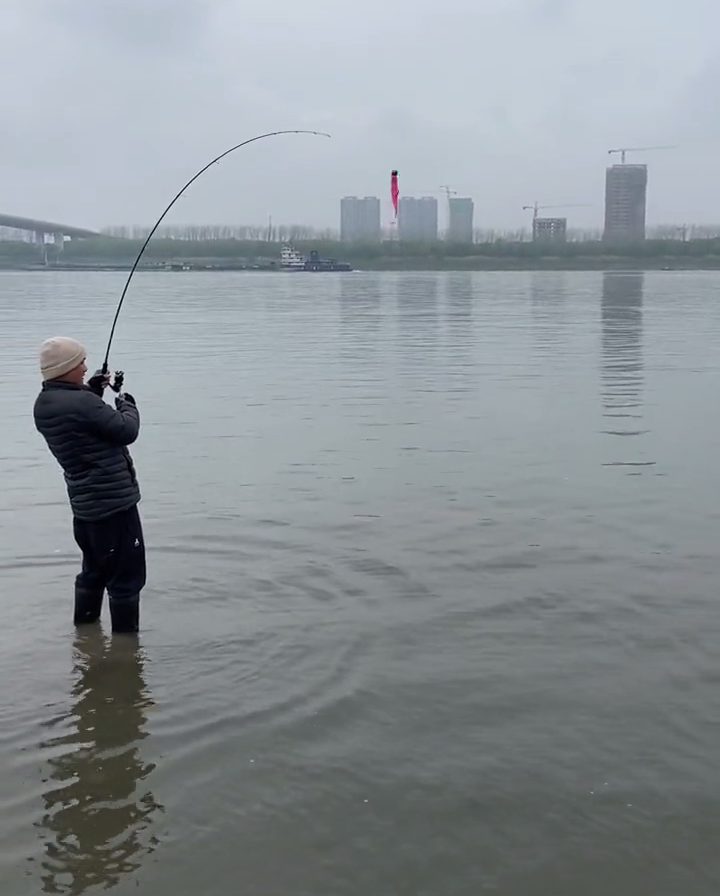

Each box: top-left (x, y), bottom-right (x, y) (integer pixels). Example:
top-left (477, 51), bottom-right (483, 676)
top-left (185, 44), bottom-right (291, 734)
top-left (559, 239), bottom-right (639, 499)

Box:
top-left (87, 368), bottom-right (124, 396)
top-left (88, 368), bottom-right (136, 407)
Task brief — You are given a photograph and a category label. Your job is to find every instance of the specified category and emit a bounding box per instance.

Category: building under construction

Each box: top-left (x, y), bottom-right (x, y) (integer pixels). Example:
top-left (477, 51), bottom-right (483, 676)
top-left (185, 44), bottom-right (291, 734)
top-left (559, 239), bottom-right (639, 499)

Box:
top-left (533, 217), bottom-right (567, 243)
top-left (603, 164), bottom-right (648, 243)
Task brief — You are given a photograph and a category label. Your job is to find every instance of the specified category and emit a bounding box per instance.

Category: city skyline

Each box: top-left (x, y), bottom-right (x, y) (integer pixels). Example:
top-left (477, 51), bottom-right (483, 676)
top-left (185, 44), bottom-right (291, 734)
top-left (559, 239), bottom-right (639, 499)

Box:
top-left (0, 148), bottom-right (710, 245)
top-left (337, 159), bottom-right (650, 244)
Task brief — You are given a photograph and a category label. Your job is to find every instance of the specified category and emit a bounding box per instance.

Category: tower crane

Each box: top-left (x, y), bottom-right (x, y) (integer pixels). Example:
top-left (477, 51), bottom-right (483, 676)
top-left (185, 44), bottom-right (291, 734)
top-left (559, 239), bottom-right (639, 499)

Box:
top-left (440, 185), bottom-right (459, 221)
top-left (522, 202), bottom-right (590, 222)
top-left (607, 145), bottom-right (677, 164)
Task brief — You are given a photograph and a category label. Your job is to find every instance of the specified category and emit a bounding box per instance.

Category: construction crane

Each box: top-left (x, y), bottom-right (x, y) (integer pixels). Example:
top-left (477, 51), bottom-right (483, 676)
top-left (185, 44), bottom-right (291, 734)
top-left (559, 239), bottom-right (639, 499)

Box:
top-left (607, 145), bottom-right (677, 164)
top-left (439, 185), bottom-right (459, 221)
top-left (522, 202), bottom-right (590, 222)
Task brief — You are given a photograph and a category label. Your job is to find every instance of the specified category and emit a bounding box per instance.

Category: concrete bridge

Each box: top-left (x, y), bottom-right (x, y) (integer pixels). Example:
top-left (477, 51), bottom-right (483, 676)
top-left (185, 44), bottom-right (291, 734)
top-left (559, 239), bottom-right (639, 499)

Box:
top-left (0, 212), bottom-right (100, 244)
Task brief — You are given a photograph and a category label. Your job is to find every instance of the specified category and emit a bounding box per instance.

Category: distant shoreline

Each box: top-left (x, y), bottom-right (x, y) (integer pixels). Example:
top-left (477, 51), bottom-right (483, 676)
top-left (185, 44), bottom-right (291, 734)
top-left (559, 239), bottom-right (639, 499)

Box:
top-left (3, 234), bottom-right (720, 274)
top-left (4, 258), bottom-right (720, 273)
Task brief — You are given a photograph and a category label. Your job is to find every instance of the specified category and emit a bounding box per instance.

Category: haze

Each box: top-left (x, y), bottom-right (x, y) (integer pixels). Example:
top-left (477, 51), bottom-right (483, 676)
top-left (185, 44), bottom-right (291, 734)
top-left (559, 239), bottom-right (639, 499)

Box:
top-left (2, 0), bottom-right (718, 232)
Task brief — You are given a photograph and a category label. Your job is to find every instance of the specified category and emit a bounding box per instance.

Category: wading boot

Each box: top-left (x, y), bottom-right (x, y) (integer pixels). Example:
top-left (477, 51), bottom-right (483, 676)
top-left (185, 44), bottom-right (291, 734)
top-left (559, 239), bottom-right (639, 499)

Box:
top-left (109, 594), bottom-right (140, 634)
top-left (73, 585), bottom-right (104, 625)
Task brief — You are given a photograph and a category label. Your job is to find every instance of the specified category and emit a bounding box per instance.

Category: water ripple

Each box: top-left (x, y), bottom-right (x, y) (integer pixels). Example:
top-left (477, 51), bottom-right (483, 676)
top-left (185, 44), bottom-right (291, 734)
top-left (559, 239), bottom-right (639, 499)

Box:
top-left (2, 271), bottom-right (720, 894)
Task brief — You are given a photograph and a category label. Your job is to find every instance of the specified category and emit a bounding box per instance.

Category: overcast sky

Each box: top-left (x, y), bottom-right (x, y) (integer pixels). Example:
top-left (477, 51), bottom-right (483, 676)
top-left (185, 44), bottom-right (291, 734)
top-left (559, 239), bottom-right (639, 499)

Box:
top-left (1, 0), bottom-right (718, 231)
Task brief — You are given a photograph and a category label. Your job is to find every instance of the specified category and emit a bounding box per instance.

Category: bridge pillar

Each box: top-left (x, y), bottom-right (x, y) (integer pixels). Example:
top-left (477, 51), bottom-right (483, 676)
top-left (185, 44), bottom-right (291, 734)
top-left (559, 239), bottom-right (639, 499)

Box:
top-left (54, 232), bottom-right (65, 252)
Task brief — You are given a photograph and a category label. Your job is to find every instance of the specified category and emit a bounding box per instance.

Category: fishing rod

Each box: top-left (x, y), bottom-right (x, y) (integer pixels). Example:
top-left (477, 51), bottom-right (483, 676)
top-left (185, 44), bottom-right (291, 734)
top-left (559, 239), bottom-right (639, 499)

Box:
top-left (101, 128), bottom-right (331, 376)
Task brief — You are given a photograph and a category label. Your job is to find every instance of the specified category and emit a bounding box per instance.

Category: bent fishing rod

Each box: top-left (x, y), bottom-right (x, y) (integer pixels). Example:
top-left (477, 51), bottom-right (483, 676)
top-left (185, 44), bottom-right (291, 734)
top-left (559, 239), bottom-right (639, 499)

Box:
top-left (101, 128), bottom-right (331, 376)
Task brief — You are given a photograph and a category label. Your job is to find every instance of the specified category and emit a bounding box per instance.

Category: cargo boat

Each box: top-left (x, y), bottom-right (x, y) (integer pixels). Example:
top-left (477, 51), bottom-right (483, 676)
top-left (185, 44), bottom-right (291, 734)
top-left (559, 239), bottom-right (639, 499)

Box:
top-left (281, 245), bottom-right (352, 272)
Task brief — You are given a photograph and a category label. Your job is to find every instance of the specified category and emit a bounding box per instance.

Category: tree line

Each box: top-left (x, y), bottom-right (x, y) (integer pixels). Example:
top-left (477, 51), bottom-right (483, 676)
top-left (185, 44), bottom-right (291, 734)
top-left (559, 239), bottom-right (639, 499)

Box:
top-left (100, 224), bottom-right (339, 242)
top-left (50, 235), bottom-right (720, 265)
top-left (3, 230), bottom-right (720, 270)
top-left (1, 221), bottom-right (718, 247)
top-left (97, 223), bottom-right (720, 244)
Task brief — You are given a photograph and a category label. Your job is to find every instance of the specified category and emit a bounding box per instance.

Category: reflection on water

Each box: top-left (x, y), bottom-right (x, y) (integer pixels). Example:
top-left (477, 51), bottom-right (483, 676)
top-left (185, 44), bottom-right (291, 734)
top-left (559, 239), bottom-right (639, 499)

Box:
top-left (339, 275), bottom-right (382, 361)
top-left (530, 272), bottom-right (568, 355)
top-left (396, 274), bottom-right (439, 362)
top-left (35, 631), bottom-right (162, 894)
top-left (600, 272), bottom-right (652, 470)
top-left (444, 271), bottom-right (473, 322)
top-left (441, 272), bottom-right (475, 392)
top-left (443, 272), bottom-right (473, 352)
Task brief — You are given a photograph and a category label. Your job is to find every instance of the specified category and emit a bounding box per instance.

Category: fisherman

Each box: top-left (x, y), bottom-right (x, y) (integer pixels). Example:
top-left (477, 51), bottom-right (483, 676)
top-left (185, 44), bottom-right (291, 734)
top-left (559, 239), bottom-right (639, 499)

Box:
top-left (33, 337), bottom-right (146, 634)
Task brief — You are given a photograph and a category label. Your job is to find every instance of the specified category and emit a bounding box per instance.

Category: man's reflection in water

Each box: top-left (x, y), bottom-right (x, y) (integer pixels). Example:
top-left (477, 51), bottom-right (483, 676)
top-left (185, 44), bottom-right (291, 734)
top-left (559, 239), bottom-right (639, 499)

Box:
top-left (36, 630), bottom-right (163, 894)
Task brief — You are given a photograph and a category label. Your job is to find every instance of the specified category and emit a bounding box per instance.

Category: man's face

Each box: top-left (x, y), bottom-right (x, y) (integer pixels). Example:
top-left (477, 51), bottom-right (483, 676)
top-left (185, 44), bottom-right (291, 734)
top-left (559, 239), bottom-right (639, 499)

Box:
top-left (65, 358), bottom-right (87, 385)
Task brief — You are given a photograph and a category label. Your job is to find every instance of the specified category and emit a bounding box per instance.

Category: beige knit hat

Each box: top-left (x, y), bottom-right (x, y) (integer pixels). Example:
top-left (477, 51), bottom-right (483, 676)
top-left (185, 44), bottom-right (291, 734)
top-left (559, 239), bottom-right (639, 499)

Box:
top-left (39, 336), bottom-right (86, 381)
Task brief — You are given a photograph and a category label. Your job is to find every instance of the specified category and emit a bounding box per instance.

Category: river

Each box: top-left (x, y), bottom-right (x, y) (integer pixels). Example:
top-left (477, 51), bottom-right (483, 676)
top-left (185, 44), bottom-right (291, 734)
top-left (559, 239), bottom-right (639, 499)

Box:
top-left (1, 270), bottom-right (719, 894)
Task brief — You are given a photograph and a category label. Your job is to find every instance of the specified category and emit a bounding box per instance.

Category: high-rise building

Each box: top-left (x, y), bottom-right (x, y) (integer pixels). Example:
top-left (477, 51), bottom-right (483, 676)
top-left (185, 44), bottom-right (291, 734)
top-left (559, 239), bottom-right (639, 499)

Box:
top-left (447, 198), bottom-right (474, 243)
top-left (340, 196), bottom-right (381, 242)
top-left (603, 164), bottom-right (648, 243)
top-left (533, 217), bottom-right (567, 243)
top-left (397, 197), bottom-right (438, 242)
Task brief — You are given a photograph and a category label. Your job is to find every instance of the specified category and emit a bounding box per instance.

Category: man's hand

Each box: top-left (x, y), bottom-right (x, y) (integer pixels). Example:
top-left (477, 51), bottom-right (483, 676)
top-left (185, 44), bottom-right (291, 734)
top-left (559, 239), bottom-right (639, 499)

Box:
top-left (110, 370), bottom-right (125, 393)
top-left (87, 369), bottom-right (111, 396)
top-left (116, 392), bottom-right (136, 407)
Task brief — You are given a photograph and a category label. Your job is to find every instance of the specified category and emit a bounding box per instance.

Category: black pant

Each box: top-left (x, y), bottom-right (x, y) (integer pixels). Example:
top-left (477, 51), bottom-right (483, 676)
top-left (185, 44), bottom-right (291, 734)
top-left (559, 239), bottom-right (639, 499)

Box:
top-left (73, 505), bottom-right (146, 600)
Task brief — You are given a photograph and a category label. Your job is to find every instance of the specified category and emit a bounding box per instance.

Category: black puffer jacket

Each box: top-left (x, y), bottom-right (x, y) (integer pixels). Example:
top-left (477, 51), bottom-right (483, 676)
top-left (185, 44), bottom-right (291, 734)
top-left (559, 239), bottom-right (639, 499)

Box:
top-left (33, 381), bottom-right (141, 521)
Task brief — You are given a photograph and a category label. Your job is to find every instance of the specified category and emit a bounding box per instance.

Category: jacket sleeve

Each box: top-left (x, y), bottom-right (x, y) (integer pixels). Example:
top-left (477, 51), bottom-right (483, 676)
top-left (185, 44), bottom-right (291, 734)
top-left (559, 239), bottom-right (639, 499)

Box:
top-left (83, 393), bottom-right (141, 445)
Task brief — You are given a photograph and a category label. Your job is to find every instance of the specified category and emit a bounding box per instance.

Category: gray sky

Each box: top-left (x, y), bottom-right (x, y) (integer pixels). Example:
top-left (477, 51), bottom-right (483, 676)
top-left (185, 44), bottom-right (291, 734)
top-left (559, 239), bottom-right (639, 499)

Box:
top-left (1, 0), bottom-right (718, 231)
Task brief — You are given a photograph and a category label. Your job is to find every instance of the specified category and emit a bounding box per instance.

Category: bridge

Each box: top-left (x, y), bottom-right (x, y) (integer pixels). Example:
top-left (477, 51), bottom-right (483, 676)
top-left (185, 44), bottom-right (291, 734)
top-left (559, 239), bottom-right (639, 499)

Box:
top-left (0, 212), bottom-right (100, 242)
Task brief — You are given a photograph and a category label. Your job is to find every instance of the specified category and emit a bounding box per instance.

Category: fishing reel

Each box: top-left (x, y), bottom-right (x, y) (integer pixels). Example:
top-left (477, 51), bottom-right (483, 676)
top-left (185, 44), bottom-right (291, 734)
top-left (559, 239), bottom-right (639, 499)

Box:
top-left (109, 370), bottom-right (124, 393)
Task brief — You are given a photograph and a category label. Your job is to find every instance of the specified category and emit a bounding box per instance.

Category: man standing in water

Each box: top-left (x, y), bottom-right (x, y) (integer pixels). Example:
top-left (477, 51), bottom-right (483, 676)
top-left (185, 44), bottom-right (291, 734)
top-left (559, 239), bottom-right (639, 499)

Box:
top-left (33, 337), bottom-right (146, 634)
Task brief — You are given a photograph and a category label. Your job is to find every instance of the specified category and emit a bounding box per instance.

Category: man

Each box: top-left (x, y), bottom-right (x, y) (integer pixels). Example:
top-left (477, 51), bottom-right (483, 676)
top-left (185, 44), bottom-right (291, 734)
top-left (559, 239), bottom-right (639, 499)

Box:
top-left (33, 336), bottom-right (146, 634)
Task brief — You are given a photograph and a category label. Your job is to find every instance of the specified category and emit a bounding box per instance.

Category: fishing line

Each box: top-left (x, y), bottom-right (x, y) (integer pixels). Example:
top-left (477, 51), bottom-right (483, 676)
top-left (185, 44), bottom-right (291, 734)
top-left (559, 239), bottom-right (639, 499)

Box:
top-left (101, 129), bottom-right (331, 373)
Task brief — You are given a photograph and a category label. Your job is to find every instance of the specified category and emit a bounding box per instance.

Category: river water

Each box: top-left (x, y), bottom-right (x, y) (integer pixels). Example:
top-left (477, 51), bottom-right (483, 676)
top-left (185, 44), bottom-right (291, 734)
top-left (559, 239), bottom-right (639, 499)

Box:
top-left (1, 270), bottom-right (719, 895)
